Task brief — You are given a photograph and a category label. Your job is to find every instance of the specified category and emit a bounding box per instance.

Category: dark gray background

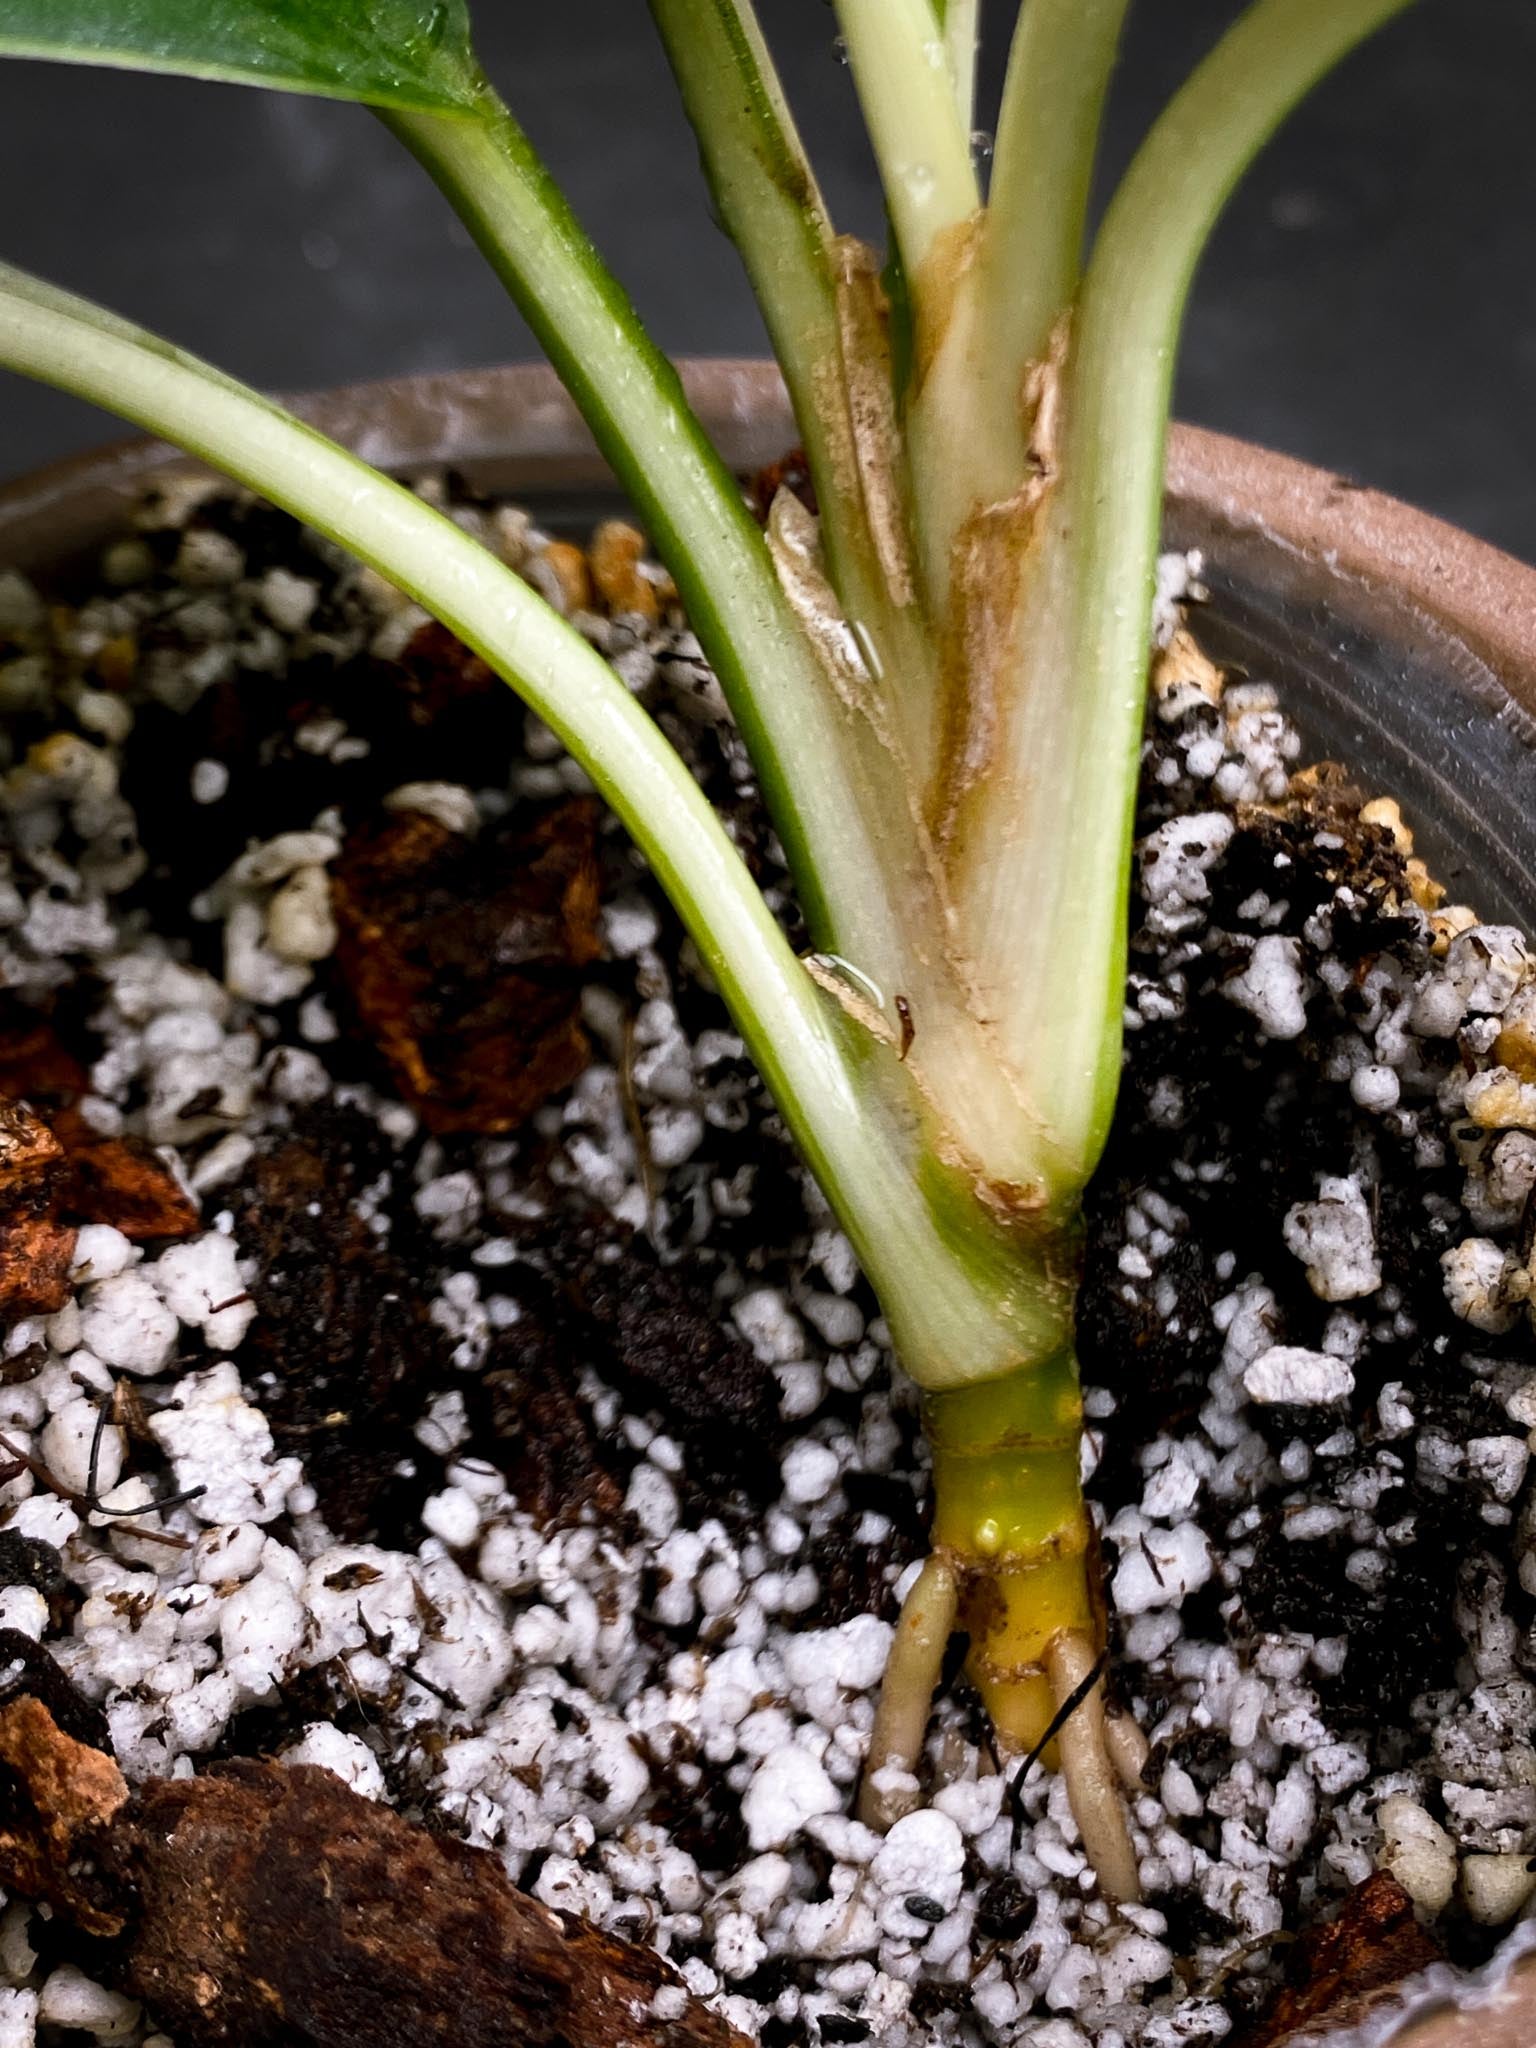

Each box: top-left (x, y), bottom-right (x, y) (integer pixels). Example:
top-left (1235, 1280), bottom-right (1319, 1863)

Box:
top-left (1, 2), bottom-right (1533, 558)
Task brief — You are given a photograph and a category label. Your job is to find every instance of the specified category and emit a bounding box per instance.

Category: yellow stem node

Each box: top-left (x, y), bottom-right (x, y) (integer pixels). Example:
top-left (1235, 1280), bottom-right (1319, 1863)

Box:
top-left (925, 1350), bottom-right (1095, 1754)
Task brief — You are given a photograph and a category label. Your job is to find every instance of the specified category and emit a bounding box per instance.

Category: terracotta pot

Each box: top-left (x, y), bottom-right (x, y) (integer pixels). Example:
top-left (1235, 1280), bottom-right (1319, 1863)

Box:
top-left (3, 360), bottom-right (1536, 2045)
top-left (1379, 1929), bottom-right (1536, 2048)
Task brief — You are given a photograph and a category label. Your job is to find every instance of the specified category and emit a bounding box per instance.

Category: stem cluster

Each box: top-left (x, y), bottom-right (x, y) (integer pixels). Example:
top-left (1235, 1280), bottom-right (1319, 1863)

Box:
top-left (0, 0), bottom-right (1420, 1893)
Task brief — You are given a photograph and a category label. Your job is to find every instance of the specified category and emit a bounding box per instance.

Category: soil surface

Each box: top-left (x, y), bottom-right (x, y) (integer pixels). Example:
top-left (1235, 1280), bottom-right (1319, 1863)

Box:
top-left (0, 481), bottom-right (1531, 2048)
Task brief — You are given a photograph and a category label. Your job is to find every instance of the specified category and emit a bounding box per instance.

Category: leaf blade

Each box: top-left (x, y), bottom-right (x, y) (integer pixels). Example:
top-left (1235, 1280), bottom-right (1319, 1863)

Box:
top-left (0, 0), bottom-right (485, 113)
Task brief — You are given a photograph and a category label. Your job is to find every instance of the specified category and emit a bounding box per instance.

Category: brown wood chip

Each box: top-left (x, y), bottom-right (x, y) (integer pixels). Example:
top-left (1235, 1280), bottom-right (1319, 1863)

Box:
top-left (331, 798), bottom-right (601, 1135)
top-left (0, 1694), bottom-right (129, 1936)
top-left (0, 1694), bottom-right (747, 2048)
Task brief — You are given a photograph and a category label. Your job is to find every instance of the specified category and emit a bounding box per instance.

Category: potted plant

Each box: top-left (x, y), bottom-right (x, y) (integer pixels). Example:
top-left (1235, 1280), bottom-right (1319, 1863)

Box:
top-left (0, 4), bottom-right (1530, 2045)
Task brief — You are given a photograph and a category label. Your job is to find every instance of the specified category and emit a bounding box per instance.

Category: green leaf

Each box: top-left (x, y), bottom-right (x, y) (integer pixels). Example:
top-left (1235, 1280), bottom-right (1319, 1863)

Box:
top-left (0, 0), bottom-right (485, 113)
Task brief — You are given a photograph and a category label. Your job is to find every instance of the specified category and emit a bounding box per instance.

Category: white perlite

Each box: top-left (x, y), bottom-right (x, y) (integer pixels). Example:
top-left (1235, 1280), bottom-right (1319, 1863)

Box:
top-left (1445, 926), bottom-right (1531, 1014)
top-left (1243, 1346), bottom-right (1355, 1407)
top-left (1467, 1436), bottom-right (1531, 1505)
top-left (149, 1363), bottom-right (302, 1524)
top-left (1223, 934), bottom-right (1308, 1039)
top-left (1282, 1176), bottom-right (1381, 1302)
top-left (0, 1989), bottom-right (37, 2048)
top-left (1442, 1236), bottom-right (1523, 1333)
top-left (37, 1968), bottom-right (139, 2042)
top-left (1462, 1852), bottom-right (1536, 1927)
top-left (152, 1233), bottom-right (255, 1351)
top-left (39, 1399), bottom-right (124, 1499)
top-left (77, 1272), bottom-right (178, 1377)
top-left (280, 1722), bottom-right (388, 1801)
top-left (741, 1746), bottom-right (841, 1851)
top-left (1376, 1796), bottom-right (1457, 1914)
top-left (1110, 1521), bottom-right (1213, 1615)
top-left (870, 1810), bottom-right (966, 1911)
top-left (1138, 813), bottom-right (1234, 937)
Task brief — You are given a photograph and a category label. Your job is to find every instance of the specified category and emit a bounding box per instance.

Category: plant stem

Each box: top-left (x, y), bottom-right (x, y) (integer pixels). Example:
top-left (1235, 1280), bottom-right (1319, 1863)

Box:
top-left (939, 0), bottom-right (980, 131)
top-left (833, 0), bottom-right (984, 619)
top-left (925, 1351), bottom-right (1094, 1753)
top-left (977, 0), bottom-right (1132, 479)
top-left (644, 0), bottom-right (845, 514)
top-left (878, 1338), bottom-right (1142, 1899)
top-left (830, 0), bottom-right (978, 280)
top-left (984, 0), bottom-right (1132, 411)
top-left (644, 0), bottom-right (940, 765)
top-left (955, 0), bottom-right (1418, 1195)
top-left (905, 0), bottom-right (1133, 610)
top-left (384, 95), bottom-right (912, 996)
top-left (0, 256), bottom-right (1066, 1403)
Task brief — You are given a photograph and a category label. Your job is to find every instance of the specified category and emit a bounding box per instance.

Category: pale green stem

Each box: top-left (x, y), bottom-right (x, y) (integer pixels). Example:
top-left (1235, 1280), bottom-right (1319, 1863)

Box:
top-left (979, 0), bottom-right (1133, 452)
top-left (831, 0), bottom-right (978, 278)
top-left (0, 259), bottom-right (1064, 1394)
top-left (645, 0), bottom-right (938, 761)
top-left (844, 0), bottom-right (983, 611)
top-left (960, 0), bottom-right (1418, 1191)
top-left (384, 95), bottom-right (912, 998)
top-left (940, 0), bottom-right (981, 131)
top-left (905, 0), bottom-right (1132, 605)
top-left (645, 0), bottom-right (845, 508)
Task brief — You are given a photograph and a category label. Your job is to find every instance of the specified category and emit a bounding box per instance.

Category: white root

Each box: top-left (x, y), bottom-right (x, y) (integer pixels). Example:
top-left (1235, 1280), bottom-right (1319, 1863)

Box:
top-left (860, 1570), bottom-right (1145, 1908)
top-left (1046, 1631), bottom-right (1142, 1904)
top-left (1104, 1700), bottom-right (1152, 1792)
top-left (858, 1553), bottom-right (958, 1830)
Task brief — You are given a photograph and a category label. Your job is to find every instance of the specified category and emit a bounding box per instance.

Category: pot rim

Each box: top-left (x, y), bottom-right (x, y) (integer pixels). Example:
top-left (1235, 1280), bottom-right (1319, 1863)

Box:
top-left (2, 357), bottom-right (1535, 708)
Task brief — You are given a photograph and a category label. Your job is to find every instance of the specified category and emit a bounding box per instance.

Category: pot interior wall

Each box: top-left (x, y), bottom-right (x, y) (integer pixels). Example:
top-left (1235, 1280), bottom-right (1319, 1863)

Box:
top-left (1170, 508), bottom-right (1536, 931)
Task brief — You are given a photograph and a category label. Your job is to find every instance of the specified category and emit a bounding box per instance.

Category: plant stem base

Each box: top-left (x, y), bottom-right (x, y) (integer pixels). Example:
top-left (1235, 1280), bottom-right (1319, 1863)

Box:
top-left (925, 1349), bottom-right (1095, 1755)
top-left (920, 1353), bottom-right (1140, 1900)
